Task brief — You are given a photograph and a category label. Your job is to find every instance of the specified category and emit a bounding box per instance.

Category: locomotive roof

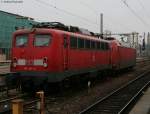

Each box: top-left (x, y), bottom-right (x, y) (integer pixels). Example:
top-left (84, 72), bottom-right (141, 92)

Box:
top-left (13, 28), bottom-right (135, 49)
top-left (13, 28), bottom-right (110, 43)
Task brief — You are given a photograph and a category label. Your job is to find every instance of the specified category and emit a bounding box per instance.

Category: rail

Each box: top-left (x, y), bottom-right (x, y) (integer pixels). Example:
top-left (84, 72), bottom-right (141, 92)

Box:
top-left (118, 81), bottom-right (150, 114)
top-left (23, 99), bottom-right (40, 114)
top-left (136, 58), bottom-right (150, 64)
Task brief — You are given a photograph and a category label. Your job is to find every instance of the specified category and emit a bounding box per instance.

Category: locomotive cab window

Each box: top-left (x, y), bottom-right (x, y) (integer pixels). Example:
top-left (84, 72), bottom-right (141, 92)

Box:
top-left (91, 41), bottom-right (95, 49)
top-left (64, 36), bottom-right (68, 48)
top-left (85, 40), bottom-right (90, 49)
top-left (105, 43), bottom-right (109, 50)
top-left (97, 42), bottom-right (101, 50)
top-left (101, 42), bottom-right (105, 50)
top-left (78, 38), bottom-right (84, 49)
top-left (34, 34), bottom-right (51, 46)
top-left (16, 35), bottom-right (28, 47)
top-left (70, 36), bottom-right (77, 48)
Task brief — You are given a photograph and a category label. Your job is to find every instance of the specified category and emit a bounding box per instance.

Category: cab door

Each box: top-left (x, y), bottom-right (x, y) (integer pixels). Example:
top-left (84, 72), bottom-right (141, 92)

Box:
top-left (63, 34), bottom-right (69, 70)
top-left (111, 43), bottom-right (119, 69)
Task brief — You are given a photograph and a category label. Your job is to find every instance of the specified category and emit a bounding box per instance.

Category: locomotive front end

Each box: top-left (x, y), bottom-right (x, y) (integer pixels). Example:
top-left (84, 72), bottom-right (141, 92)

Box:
top-left (10, 28), bottom-right (59, 91)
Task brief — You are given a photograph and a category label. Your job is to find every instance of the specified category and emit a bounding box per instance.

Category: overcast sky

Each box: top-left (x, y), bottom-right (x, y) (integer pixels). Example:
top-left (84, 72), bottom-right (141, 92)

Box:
top-left (1, 0), bottom-right (150, 34)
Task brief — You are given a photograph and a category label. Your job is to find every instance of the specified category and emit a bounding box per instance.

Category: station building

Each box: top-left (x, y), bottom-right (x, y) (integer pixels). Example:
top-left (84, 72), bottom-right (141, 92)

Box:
top-left (0, 10), bottom-right (37, 61)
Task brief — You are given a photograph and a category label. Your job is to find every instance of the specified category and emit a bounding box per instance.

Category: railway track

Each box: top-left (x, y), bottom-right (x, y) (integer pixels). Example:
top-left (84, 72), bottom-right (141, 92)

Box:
top-left (136, 58), bottom-right (150, 66)
top-left (0, 93), bottom-right (26, 114)
top-left (0, 93), bottom-right (39, 114)
top-left (79, 71), bottom-right (150, 114)
top-left (23, 99), bottom-right (40, 114)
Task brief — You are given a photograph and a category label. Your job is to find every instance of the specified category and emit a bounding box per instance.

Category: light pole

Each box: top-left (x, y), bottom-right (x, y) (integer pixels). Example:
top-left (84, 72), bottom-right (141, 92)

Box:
top-left (100, 13), bottom-right (103, 38)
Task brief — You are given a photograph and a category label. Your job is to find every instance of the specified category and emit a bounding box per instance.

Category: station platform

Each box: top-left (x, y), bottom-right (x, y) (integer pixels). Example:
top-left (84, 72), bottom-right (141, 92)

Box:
top-left (129, 87), bottom-right (150, 114)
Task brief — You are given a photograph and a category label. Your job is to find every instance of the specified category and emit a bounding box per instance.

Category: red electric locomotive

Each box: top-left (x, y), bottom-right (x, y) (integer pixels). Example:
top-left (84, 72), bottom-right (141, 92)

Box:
top-left (10, 22), bottom-right (136, 91)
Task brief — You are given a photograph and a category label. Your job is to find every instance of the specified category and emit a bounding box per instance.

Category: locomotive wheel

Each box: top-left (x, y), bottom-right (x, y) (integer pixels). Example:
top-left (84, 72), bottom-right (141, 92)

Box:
top-left (21, 81), bottom-right (36, 94)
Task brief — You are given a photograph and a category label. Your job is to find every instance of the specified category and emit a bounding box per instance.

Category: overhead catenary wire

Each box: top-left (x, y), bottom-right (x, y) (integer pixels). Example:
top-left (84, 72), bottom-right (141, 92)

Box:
top-left (78, 0), bottom-right (134, 32)
top-left (136, 0), bottom-right (150, 20)
top-left (34, 0), bottom-right (98, 26)
top-left (32, 0), bottom-right (62, 22)
top-left (33, 0), bottom-right (99, 31)
top-left (79, 1), bottom-right (98, 15)
top-left (121, 0), bottom-right (150, 29)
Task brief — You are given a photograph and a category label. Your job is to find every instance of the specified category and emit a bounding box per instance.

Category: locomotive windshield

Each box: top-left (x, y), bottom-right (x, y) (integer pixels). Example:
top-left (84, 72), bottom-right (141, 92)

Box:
top-left (34, 34), bottom-right (51, 46)
top-left (16, 35), bottom-right (28, 47)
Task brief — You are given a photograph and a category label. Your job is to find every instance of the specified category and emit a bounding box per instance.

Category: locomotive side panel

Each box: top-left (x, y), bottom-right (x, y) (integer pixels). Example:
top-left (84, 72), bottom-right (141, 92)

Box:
top-left (68, 36), bottom-right (111, 74)
top-left (68, 49), bottom-right (111, 73)
top-left (95, 50), bottom-right (111, 69)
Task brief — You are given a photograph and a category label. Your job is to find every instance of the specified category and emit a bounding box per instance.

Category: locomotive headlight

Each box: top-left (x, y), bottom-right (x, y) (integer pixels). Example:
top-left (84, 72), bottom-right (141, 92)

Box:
top-left (13, 57), bottom-right (17, 67)
top-left (43, 63), bottom-right (48, 67)
top-left (43, 57), bottom-right (48, 68)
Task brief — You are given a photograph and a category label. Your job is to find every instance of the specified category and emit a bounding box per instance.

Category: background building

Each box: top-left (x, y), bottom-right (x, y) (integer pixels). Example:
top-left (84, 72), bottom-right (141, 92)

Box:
top-left (0, 10), bottom-right (36, 61)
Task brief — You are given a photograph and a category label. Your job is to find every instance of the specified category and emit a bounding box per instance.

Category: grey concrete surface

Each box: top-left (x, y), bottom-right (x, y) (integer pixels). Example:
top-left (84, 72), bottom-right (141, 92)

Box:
top-left (129, 87), bottom-right (150, 114)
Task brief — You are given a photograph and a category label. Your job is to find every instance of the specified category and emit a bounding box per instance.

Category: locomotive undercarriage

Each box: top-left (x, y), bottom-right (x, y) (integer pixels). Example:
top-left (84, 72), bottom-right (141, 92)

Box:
top-left (11, 64), bottom-right (135, 93)
top-left (11, 67), bottom-right (110, 93)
